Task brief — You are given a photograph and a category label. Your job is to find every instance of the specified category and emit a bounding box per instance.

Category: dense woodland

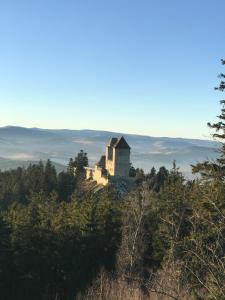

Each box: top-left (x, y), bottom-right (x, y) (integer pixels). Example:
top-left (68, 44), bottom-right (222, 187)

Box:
top-left (0, 63), bottom-right (225, 300)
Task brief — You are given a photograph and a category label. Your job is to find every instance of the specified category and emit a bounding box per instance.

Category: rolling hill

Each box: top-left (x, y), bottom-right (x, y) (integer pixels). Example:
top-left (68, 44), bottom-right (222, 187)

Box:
top-left (0, 126), bottom-right (219, 177)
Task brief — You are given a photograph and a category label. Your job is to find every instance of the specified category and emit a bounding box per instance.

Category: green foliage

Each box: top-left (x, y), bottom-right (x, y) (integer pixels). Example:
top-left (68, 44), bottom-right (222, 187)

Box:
top-left (68, 150), bottom-right (89, 180)
top-left (57, 171), bottom-right (76, 201)
top-left (0, 157), bottom-right (224, 299)
top-left (129, 164), bottom-right (136, 177)
top-left (42, 159), bottom-right (57, 194)
top-left (0, 190), bottom-right (121, 300)
top-left (192, 60), bottom-right (225, 181)
top-left (0, 160), bottom-right (77, 210)
top-left (135, 165), bottom-right (170, 192)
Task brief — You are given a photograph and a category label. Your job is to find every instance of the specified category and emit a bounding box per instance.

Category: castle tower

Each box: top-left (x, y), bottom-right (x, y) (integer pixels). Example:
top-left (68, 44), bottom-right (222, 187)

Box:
top-left (106, 136), bottom-right (130, 178)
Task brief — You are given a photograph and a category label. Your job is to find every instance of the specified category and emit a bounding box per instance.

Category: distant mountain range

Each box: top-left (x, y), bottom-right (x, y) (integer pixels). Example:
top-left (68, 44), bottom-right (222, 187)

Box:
top-left (0, 126), bottom-right (220, 178)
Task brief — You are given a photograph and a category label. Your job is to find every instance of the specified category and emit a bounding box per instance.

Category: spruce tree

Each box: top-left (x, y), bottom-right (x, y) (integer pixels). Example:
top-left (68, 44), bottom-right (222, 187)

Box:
top-left (43, 159), bottom-right (57, 195)
top-left (74, 150), bottom-right (88, 180)
top-left (67, 158), bottom-right (74, 175)
top-left (192, 59), bottom-right (225, 180)
top-left (57, 171), bottom-right (76, 201)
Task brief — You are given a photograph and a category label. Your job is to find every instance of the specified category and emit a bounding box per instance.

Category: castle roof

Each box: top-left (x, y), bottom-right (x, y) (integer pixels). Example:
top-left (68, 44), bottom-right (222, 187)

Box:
top-left (107, 137), bottom-right (118, 147)
top-left (107, 136), bottom-right (130, 150)
top-left (114, 136), bottom-right (131, 149)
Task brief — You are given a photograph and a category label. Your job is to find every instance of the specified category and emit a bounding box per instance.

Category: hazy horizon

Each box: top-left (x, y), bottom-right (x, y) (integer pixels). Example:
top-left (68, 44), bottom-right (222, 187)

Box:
top-left (0, 125), bottom-right (219, 177)
top-left (0, 124), bottom-right (215, 141)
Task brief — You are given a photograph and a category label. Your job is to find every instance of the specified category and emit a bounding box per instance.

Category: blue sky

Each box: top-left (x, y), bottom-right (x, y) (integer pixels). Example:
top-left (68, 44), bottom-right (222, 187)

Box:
top-left (0, 0), bottom-right (225, 138)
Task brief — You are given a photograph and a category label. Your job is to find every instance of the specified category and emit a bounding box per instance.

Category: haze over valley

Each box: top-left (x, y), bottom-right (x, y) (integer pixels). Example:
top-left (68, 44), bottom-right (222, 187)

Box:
top-left (0, 126), bottom-right (219, 177)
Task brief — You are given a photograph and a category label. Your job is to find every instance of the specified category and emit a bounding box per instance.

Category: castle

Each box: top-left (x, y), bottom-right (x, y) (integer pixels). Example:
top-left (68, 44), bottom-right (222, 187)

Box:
top-left (86, 136), bottom-right (131, 186)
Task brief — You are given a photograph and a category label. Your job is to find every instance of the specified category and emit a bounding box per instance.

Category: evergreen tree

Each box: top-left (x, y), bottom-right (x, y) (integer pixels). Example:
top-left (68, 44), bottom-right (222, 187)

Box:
top-left (149, 166), bottom-right (156, 178)
top-left (57, 171), bottom-right (76, 201)
top-left (193, 59), bottom-right (225, 180)
top-left (129, 164), bottom-right (136, 177)
top-left (67, 158), bottom-right (74, 175)
top-left (145, 167), bottom-right (156, 190)
top-left (74, 150), bottom-right (88, 179)
top-left (135, 168), bottom-right (145, 184)
top-left (0, 217), bottom-right (12, 299)
top-left (43, 159), bottom-right (57, 195)
top-left (25, 161), bottom-right (45, 193)
top-left (152, 166), bottom-right (169, 192)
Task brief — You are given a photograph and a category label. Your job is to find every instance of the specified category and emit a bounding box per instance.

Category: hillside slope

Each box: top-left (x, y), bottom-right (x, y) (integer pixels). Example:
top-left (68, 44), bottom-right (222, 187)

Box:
top-left (0, 126), bottom-right (219, 176)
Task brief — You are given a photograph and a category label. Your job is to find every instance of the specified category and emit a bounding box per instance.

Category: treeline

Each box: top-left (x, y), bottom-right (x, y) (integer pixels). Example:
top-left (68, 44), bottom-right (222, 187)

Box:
top-left (0, 159), bottom-right (224, 300)
top-left (0, 149), bottom-right (90, 210)
top-left (0, 159), bottom-right (75, 209)
top-left (0, 188), bottom-right (121, 300)
top-left (0, 155), bottom-right (175, 299)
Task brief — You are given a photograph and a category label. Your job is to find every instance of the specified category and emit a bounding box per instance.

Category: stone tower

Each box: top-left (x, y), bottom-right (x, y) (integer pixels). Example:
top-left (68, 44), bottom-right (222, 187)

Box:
top-left (85, 136), bottom-right (131, 185)
top-left (105, 136), bottom-right (130, 178)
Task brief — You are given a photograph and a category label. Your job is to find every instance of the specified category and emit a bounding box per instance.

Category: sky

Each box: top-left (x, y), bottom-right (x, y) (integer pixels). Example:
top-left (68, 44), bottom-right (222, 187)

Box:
top-left (0, 0), bottom-right (225, 139)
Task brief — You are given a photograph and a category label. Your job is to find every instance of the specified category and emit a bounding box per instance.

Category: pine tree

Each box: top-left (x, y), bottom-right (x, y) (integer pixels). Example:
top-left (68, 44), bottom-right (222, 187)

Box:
top-left (74, 150), bottom-right (88, 180)
top-left (67, 158), bottom-right (74, 175)
top-left (57, 171), bottom-right (76, 201)
top-left (43, 160), bottom-right (57, 195)
top-left (150, 166), bottom-right (156, 178)
top-left (153, 166), bottom-right (169, 192)
top-left (129, 164), bottom-right (136, 177)
top-left (192, 59), bottom-right (225, 180)
top-left (146, 166), bottom-right (156, 181)
top-left (0, 217), bottom-right (12, 299)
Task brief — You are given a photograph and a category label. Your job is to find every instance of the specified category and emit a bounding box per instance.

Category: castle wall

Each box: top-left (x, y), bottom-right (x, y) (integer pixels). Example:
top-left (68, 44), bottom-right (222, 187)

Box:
top-left (85, 137), bottom-right (131, 186)
top-left (86, 168), bottom-right (93, 179)
top-left (93, 166), bottom-right (109, 186)
top-left (114, 148), bottom-right (130, 178)
top-left (95, 176), bottom-right (108, 186)
top-left (106, 146), bottom-right (115, 176)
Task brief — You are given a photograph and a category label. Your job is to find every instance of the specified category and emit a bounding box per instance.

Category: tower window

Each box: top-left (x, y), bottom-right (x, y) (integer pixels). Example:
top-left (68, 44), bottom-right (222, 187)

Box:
top-left (108, 147), bottom-right (113, 160)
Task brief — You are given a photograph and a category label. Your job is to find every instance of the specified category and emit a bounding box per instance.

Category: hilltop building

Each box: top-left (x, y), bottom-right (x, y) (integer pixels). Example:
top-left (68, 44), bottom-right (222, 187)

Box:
top-left (86, 136), bottom-right (132, 186)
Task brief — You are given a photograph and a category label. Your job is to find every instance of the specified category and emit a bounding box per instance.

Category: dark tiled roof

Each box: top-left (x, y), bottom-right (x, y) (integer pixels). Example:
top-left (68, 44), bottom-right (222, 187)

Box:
top-left (107, 136), bottom-right (131, 150)
top-left (107, 137), bottom-right (118, 147)
top-left (114, 136), bottom-right (131, 149)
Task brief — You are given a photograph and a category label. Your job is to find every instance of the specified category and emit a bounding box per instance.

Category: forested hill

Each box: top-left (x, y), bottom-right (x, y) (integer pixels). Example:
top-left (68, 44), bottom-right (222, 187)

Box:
top-left (0, 153), bottom-right (224, 299)
top-left (0, 126), bottom-right (219, 176)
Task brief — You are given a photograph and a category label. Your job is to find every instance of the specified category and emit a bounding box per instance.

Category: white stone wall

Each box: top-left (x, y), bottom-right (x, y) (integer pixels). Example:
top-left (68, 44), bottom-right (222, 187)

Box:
top-left (93, 166), bottom-right (109, 186)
